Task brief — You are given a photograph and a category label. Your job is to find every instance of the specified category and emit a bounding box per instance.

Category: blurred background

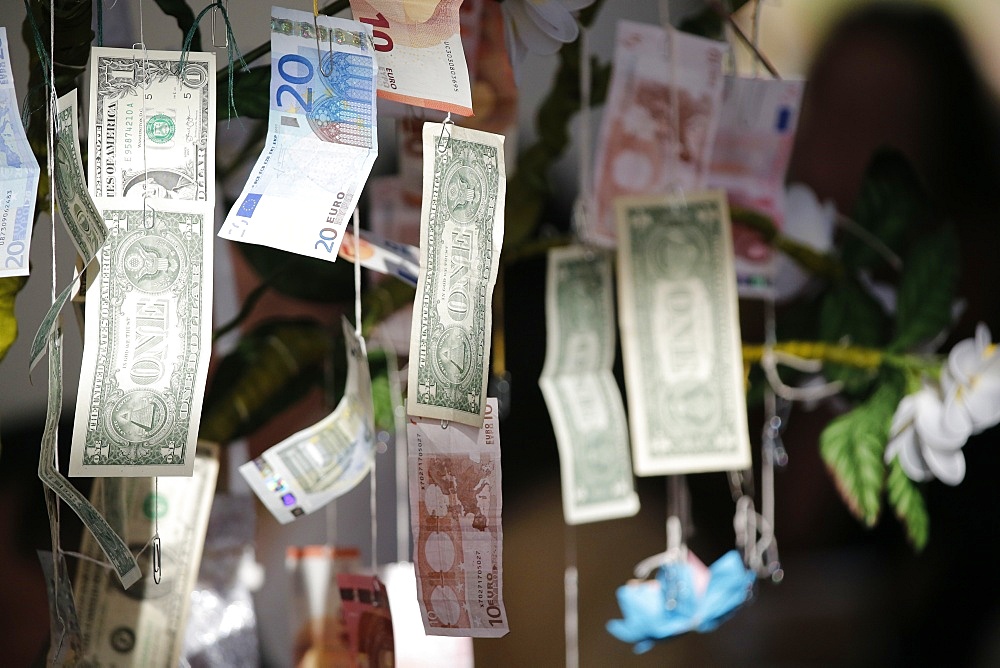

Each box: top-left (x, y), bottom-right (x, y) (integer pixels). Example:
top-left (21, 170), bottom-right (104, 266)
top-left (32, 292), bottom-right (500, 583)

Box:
top-left (2, 0), bottom-right (1000, 665)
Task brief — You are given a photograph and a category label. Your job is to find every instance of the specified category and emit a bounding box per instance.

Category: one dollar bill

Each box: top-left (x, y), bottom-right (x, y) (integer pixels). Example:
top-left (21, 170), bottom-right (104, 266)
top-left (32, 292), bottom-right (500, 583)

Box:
top-left (55, 89), bottom-right (108, 261)
top-left (88, 47), bottom-right (215, 204)
top-left (409, 398), bottom-right (508, 637)
top-left (74, 443), bottom-right (219, 667)
top-left (407, 122), bottom-right (505, 428)
top-left (539, 246), bottom-right (639, 524)
top-left (616, 191), bottom-right (751, 475)
top-left (69, 201), bottom-right (214, 477)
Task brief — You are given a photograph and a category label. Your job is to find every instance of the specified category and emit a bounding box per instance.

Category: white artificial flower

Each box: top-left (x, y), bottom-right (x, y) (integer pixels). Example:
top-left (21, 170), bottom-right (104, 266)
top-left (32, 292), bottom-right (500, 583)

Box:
top-left (498, 0), bottom-right (596, 79)
top-left (772, 183), bottom-right (836, 303)
top-left (941, 323), bottom-right (1000, 434)
top-left (885, 383), bottom-right (970, 486)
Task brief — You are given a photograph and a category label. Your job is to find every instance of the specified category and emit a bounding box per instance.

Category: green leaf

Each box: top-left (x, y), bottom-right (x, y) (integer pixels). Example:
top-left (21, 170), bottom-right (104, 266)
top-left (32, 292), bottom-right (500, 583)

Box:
top-left (819, 279), bottom-right (888, 395)
top-left (889, 226), bottom-right (960, 352)
top-left (819, 373), bottom-right (904, 526)
top-left (366, 349), bottom-right (395, 433)
top-left (200, 319), bottom-right (332, 443)
top-left (886, 458), bottom-right (930, 551)
top-left (844, 149), bottom-right (931, 271)
top-left (0, 276), bottom-right (28, 364)
top-left (224, 65), bottom-right (270, 120)
top-left (238, 243), bottom-right (356, 304)
top-left (152, 0), bottom-right (201, 51)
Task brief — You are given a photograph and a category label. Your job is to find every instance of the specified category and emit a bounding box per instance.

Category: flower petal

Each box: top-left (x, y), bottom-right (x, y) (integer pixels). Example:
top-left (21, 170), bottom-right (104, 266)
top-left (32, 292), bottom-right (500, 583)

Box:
top-left (889, 393), bottom-right (918, 438)
top-left (948, 337), bottom-right (981, 386)
top-left (524, 0), bottom-right (581, 43)
top-left (914, 388), bottom-right (970, 450)
top-left (966, 377), bottom-right (1000, 433)
top-left (505, 1), bottom-right (564, 55)
top-left (891, 429), bottom-right (934, 483)
top-left (921, 445), bottom-right (966, 485)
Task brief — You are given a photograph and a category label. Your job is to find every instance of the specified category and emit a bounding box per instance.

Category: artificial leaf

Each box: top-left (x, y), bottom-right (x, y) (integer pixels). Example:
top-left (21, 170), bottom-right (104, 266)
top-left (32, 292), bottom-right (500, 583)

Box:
top-left (238, 243), bottom-right (356, 304)
top-left (887, 458), bottom-right (930, 551)
top-left (819, 279), bottom-right (888, 395)
top-left (152, 0), bottom-right (201, 51)
top-left (366, 349), bottom-right (395, 433)
top-left (224, 65), bottom-right (270, 120)
top-left (819, 374), bottom-right (904, 526)
top-left (844, 149), bottom-right (931, 272)
top-left (889, 226), bottom-right (960, 353)
top-left (200, 319), bottom-right (332, 443)
top-left (0, 276), bottom-right (28, 363)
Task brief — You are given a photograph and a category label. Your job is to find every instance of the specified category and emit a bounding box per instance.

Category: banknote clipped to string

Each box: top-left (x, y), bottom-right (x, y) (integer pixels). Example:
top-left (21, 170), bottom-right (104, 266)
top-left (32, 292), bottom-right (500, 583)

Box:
top-left (0, 27), bottom-right (41, 278)
top-left (407, 121), bottom-right (506, 428)
top-left (219, 8), bottom-right (378, 261)
top-left (240, 317), bottom-right (376, 523)
top-left (348, 0), bottom-right (473, 115)
top-left (69, 47), bottom-right (216, 477)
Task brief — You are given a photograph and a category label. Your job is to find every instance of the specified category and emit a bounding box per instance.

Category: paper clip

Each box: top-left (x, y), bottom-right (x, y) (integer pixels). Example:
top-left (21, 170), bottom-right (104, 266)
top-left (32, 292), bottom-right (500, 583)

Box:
top-left (212, 0), bottom-right (229, 48)
top-left (314, 14), bottom-right (335, 77)
top-left (436, 112), bottom-right (454, 154)
top-left (131, 42), bottom-right (150, 81)
top-left (151, 534), bottom-right (162, 584)
top-left (143, 201), bottom-right (156, 230)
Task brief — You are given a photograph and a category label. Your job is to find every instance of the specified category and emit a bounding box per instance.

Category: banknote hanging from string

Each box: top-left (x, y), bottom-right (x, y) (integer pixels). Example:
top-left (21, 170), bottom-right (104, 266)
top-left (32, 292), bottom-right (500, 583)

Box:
top-left (219, 9), bottom-right (378, 261)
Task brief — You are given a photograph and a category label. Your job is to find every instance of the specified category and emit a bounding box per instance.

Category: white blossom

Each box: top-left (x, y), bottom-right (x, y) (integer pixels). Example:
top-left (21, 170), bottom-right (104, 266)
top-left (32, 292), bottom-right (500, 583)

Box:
top-left (941, 323), bottom-right (1000, 434)
top-left (499, 0), bottom-right (595, 78)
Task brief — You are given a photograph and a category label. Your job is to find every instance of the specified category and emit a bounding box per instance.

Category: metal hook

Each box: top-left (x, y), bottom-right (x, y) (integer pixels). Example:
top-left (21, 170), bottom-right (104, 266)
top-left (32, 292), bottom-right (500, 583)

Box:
top-left (212, 0), bottom-right (230, 48)
top-left (436, 112), bottom-right (454, 154)
top-left (143, 201), bottom-right (156, 230)
top-left (440, 420), bottom-right (450, 430)
top-left (151, 534), bottom-right (162, 584)
top-left (314, 15), bottom-right (335, 77)
top-left (131, 41), bottom-right (149, 81)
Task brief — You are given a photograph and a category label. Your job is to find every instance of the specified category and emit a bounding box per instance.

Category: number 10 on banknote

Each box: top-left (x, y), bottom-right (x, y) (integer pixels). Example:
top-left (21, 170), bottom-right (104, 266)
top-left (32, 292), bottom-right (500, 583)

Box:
top-left (616, 191), bottom-right (751, 475)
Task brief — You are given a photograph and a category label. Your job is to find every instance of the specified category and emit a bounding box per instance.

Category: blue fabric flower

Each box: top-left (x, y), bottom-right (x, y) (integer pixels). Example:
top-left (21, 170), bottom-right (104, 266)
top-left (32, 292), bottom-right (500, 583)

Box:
top-left (606, 550), bottom-right (755, 653)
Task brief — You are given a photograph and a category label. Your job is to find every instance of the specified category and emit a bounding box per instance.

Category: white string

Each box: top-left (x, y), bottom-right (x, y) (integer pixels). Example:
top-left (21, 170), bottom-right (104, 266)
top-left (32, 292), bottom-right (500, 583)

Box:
top-left (325, 500), bottom-right (338, 547)
top-left (378, 334), bottom-right (409, 563)
top-left (369, 452), bottom-right (378, 573)
top-left (353, 208), bottom-right (362, 337)
top-left (571, 24), bottom-right (592, 242)
top-left (564, 527), bottom-right (578, 668)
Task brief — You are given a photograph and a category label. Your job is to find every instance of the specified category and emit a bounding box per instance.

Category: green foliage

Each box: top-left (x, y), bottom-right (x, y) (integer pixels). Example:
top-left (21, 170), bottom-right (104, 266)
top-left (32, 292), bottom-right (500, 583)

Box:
top-left (819, 371), bottom-right (904, 526)
top-left (200, 319), bottom-right (333, 443)
top-left (0, 276), bottom-right (28, 363)
top-left (889, 226), bottom-right (960, 352)
top-left (225, 65), bottom-right (270, 119)
top-left (238, 243), bottom-right (357, 304)
top-left (843, 149), bottom-right (932, 272)
top-left (366, 349), bottom-right (396, 433)
top-left (818, 279), bottom-right (888, 395)
top-left (152, 0), bottom-right (201, 51)
top-left (887, 458), bottom-right (930, 551)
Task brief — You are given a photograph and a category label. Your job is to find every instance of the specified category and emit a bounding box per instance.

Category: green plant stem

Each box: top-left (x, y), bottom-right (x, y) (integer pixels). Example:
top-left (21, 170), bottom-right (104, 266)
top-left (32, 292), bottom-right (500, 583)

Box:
top-left (743, 340), bottom-right (939, 376)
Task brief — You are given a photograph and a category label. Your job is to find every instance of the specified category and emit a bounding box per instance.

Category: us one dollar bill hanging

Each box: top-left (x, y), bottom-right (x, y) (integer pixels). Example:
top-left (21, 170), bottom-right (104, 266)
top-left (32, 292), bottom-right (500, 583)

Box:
top-left (74, 443), bottom-right (219, 667)
top-left (219, 8), bottom-right (378, 261)
top-left (88, 47), bottom-right (215, 205)
top-left (240, 318), bottom-right (375, 523)
top-left (409, 398), bottom-right (509, 637)
top-left (0, 26), bottom-right (41, 278)
top-left (540, 246), bottom-right (639, 524)
top-left (616, 191), bottom-right (751, 475)
top-left (69, 202), bottom-right (214, 477)
top-left (407, 122), bottom-right (505, 428)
